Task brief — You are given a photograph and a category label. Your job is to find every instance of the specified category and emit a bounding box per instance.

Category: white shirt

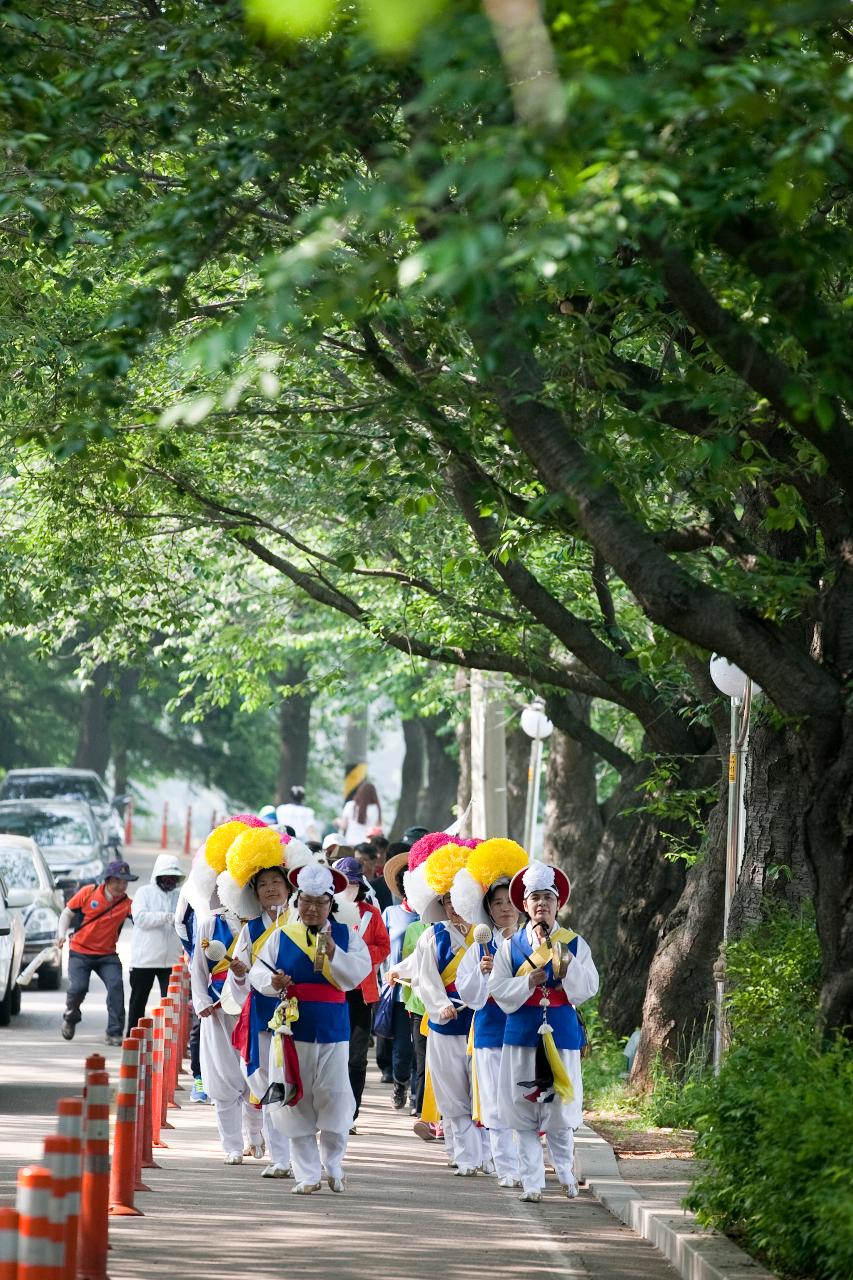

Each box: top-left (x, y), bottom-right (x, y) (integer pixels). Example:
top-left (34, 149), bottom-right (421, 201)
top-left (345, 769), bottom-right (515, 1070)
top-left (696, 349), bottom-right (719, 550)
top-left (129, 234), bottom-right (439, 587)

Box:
top-left (489, 921), bottom-right (599, 1015)
top-left (340, 800), bottom-right (380, 846)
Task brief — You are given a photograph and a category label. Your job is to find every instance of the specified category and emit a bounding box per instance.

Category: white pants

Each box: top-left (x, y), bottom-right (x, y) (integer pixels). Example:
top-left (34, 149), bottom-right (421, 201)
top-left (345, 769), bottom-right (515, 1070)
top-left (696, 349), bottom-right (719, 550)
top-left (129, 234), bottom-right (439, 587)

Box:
top-left (266, 1039), bottom-right (355, 1137)
top-left (426, 1034), bottom-right (481, 1171)
top-left (516, 1128), bottom-right (575, 1193)
top-left (200, 1007), bottom-right (261, 1158)
top-left (290, 1130), bottom-right (348, 1185)
top-left (262, 1110), bottom-right (291, 1168)
top-left (475, 1046), bottom-right (518, 1180)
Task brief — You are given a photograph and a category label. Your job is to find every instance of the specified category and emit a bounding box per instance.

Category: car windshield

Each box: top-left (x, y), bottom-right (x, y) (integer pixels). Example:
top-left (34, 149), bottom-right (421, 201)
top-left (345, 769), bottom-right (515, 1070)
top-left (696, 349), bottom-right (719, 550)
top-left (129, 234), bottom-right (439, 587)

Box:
top-left (0, 809), bottom-right (94, 847)
top-left (1, 775), bottom-right (107, 804)
top-left (0, 845), bottom-right (40, 889)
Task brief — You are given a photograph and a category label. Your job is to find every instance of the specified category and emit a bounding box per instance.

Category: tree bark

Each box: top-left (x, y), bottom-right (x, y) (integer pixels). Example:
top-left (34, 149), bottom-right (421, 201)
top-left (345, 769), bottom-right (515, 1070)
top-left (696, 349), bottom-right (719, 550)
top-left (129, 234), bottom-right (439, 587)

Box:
top-left (420, 715), bottom-right (459, 832)
top-left (505, 723), bottom-right (531, 844)
top-left (389, 717), bottom-right (426, 841)
top-left (543, 723), bottom-right (602, 878)
top-left (275, 660), bottom-right (312, 804)
top-left (73, 665), bottom-right (113, 776)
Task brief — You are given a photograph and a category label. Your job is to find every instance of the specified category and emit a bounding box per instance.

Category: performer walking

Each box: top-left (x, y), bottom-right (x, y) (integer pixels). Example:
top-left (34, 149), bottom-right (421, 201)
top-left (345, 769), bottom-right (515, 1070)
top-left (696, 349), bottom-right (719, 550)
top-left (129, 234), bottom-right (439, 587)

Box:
top-left (452, 838), bottom-right (529, 1186)
top-left (250, 862), bottom-right (371, 1194)
top-left (186, 817), bottom-right (268, 1164)
top-left (405, 841), bottom-right (481, 1175)
top-left (490, 861), bottom-right (598, 1202)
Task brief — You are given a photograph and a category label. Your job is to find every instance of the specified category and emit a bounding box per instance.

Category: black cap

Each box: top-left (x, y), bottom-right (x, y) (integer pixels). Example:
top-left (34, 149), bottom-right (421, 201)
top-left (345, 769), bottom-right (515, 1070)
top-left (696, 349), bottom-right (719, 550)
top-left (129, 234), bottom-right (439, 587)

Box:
top-left (103, 859), bottom-right (138, 882)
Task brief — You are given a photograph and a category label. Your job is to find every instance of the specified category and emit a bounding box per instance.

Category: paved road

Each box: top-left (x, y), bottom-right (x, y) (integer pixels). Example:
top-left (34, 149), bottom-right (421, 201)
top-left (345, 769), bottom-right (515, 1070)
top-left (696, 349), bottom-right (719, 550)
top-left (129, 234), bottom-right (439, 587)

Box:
top-left (0, 844), bottom-right (681, 1279)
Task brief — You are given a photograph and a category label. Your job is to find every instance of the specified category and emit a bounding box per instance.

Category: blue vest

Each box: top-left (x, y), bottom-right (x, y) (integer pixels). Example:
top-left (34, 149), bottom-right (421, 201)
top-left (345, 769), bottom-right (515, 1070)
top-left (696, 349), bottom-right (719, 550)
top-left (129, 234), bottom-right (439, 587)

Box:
top-left (472, 937), bottom-right (508, 1049)
top-left (427, 922), bottom-right (474, 1038)
top-left (206, 914), bottom-right (234, 1003)
top-left (274, 919), bottom-right (351, 1044)
top-left (245, 916), bottom-right (282, 1080)
top-left (503, 928), bottom-right (584, 1050)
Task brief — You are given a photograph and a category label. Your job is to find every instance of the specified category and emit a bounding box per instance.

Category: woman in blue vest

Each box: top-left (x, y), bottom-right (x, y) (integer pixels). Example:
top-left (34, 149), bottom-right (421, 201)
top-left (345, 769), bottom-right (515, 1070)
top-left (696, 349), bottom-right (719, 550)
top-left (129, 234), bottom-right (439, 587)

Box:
top-left (249, 861), bottom-right (371, 1194)
top-left (218, 834), bottom-right (316, 1178)
top-left (452, 838), bottom-right (529, 1188)
top-left (490, 861), bottom-right (598, 1203)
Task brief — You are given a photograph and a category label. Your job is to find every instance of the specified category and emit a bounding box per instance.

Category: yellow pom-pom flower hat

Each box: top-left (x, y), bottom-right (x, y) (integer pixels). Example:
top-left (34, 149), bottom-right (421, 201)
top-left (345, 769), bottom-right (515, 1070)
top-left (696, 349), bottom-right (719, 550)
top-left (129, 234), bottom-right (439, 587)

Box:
top-left (184, 813), bottom-right (270, 915)
top-left (407, 840), bottom-right (474, 925)
top-left (450, 837), bottom-right (530, 928)
top-left (217, 827), bottom-right (317, 920)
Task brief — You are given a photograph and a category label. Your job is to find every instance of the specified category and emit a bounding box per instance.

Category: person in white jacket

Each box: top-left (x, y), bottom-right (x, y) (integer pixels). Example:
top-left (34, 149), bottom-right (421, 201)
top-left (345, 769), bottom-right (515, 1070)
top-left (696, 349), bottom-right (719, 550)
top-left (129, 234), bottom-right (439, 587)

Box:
top-left (126, 853), bottom-right (186, 1034)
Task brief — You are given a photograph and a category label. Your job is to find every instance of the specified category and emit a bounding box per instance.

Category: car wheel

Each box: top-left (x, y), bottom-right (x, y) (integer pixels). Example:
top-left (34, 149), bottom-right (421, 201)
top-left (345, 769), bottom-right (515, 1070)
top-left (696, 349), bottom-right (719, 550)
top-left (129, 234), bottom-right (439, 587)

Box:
top-left (0, 980), bottom-right (12, 1027)
top-left (10, 983), bottom-right (21, 1016)
top-left (38, 966), bottom-right (61, 991)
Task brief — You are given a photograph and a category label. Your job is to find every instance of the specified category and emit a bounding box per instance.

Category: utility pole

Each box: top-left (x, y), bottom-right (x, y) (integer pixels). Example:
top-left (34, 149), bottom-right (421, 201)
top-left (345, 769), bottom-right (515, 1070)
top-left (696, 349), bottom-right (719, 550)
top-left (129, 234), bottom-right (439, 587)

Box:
top-left (470, 672), bottom-right (508, 838)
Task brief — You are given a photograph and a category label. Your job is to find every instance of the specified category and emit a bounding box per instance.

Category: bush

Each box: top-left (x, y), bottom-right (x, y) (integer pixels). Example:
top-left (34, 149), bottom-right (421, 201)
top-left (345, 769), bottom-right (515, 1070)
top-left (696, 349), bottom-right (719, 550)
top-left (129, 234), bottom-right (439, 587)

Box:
top-left (687, 908), bottom-right (853, 1280)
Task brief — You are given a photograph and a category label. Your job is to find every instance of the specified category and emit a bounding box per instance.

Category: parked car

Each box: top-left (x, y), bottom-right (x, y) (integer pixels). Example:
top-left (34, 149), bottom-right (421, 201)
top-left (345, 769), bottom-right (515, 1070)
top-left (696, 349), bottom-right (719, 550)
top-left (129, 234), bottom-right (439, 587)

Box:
top-left (0, 835), bottom-right (64, 989)
top-left (0, 769), bottom-right (128, 846)
top-left (0, 801), bottom-right (114, 900)
top-left (0, 871), bottom-right (26, 1025)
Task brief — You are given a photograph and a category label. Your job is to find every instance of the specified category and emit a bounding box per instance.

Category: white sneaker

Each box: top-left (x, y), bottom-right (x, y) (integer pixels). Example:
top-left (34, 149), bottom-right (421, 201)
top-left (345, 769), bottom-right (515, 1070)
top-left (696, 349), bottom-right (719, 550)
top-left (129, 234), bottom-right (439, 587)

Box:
top-left (519, 1189), bottom-right (542, 1202)
top-left (326, 1175), bottom-right (345, 1193)
top-left (224, 1153), bottom-right (243, 1165)
top-left (244, 1141), bottom-right (265, 1159)
top-left (482, 1161), bottom-right (496, 1175)
top-left (262, 1164), bottom-right (291, 1179)
top-left (562, 1177), bottom-right (580, 1198)
top-left (291, 1181), bottom-right (322, 1195)
top-left (497, 1176), bottom-right (516, 1188)
top-left (453, 1166), bottom-right (479, 1177)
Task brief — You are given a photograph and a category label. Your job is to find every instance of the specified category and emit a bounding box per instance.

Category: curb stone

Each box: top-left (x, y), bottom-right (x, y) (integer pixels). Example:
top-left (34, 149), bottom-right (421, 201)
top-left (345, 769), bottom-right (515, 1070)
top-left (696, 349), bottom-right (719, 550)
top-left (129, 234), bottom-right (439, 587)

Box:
top-left (574, 1124), bottom-right (778, 1280)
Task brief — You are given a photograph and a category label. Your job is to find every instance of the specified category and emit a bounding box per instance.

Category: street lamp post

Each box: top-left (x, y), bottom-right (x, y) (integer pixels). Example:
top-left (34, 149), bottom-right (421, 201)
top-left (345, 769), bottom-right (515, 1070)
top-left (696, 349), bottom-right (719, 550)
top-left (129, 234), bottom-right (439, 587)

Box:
top-left (520, 699), bottom-right (554, 855)
top-left (709, 655), bottom-right (758, 1072)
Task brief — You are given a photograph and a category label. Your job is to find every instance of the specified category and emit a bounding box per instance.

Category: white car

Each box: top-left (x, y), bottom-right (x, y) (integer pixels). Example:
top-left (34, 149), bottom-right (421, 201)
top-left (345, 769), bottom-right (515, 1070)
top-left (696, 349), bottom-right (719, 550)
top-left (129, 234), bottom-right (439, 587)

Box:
top-left (0, 835), bottom-right (64, 990)
top-left (0, 768), bottom-right (128, 846)
top-left (0, 872), bottom-right (26, 1025)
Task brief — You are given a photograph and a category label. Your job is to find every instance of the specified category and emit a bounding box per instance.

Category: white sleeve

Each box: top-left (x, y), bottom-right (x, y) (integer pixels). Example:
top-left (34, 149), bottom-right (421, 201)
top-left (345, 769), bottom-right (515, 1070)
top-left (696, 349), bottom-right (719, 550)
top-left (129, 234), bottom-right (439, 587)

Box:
top-left (489, 937), bottom-right (532, 1015)
top-left (222, 923), bottom-right (252, 1009)
top-left (190, 914), bottom-right (216, 1014)
top-left (561, 936), bottom-right (599, 1006)
top-left (328, 929), bottom-right (372, 991)
top-left (415, 929), bottom-right (453, 1020)
top-left (455, 942), bottom-right (489, 1010)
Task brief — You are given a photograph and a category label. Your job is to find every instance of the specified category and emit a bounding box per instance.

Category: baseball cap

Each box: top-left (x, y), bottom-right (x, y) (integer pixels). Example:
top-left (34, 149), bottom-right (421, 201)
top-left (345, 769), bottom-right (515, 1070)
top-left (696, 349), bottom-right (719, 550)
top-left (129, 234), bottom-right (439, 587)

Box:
top-left (322, 833), bottom-right (342, 852)
top-left (103, 859), bottom-right (138, 882)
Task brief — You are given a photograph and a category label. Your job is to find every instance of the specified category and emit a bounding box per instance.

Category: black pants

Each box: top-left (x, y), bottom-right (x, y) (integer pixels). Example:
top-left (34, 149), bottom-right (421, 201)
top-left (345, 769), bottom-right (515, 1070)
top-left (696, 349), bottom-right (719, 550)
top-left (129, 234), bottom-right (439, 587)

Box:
top-left (375, 1032), bottom-right (393, 1076)
top-left (410, 1011), bottom-right (428, 1114)
top-left (189, 1010), bottom-right (201, 1078)
top-left (65, 952), bottom-right (125, 1038)
top-left (126, 966), bottom-right (171, 1035)
top-left (347, 989), bottom-right (374, 1119)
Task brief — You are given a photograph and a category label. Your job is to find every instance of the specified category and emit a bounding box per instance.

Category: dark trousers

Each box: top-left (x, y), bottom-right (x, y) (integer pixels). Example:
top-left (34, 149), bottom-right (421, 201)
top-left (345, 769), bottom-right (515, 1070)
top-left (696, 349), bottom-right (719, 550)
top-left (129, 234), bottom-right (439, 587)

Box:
top-left (189, 1010), bottom-right (202, 1078)
top-left (126, 966), bottom-right (171, 1034)
top-left (375, 1032), bottom-right (393, 1076)
top-left (347, 989), bottom-right (374, 1119)
top-left (390, 1001), bottom-right (414, 1086)
top-left (410, 1011), bottom-right (428, 1114)
top-left (64, 951), bottom-right (125, 1038)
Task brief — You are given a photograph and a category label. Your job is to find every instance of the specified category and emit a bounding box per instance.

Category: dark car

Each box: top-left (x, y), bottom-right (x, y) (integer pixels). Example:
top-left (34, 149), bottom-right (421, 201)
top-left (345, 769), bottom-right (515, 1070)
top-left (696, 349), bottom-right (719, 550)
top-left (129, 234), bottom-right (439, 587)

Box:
top-left (0, 800), bottom-right (117, 900)
top-left (0, 768), bottom-right (128, 846)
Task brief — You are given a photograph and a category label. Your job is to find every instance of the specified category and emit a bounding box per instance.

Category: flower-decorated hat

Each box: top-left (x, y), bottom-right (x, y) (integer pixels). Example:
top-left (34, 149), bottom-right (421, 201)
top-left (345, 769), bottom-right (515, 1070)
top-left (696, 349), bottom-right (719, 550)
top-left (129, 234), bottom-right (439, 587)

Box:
top-left (406, 840), bottom-right (474, 925)
top-left (288, 861), bottom-right (348, 898)
top-left (508, 859), bottom-right (571, 912)
top-left (450, 837), bottom-right (529, 928)
top-left (216, 827), bottom-right (318, 920)
top-left (184, 813), bottom-right (269, 915)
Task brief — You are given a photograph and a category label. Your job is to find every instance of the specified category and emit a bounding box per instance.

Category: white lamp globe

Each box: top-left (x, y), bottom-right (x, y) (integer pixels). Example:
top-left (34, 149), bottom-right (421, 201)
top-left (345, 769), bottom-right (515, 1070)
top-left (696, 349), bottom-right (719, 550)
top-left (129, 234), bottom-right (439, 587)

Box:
top-left (709, 655), bottom-right (752, 700)
top-left (520, 701), bottom-right (554, 740)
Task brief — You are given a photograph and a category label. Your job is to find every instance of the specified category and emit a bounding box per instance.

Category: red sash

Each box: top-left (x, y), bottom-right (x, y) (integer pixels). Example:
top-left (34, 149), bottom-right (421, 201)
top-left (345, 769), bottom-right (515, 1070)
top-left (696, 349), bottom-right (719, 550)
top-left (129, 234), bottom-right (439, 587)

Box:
top-left (286, 983), bottom-right (346, 1004)
top-left (525, 987), bottom-right (570, 1008)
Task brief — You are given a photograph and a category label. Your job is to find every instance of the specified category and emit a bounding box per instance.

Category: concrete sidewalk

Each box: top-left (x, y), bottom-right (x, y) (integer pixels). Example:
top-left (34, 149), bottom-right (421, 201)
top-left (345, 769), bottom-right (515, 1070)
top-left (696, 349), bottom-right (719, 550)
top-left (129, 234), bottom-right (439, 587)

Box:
top-left (107, 1070), bottom-right (682, 1280)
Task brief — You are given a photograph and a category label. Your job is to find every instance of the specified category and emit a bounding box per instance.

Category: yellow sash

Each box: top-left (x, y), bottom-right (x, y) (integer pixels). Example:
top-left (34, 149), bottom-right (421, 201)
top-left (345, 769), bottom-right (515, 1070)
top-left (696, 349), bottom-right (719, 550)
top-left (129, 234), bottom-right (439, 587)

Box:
top-left (420, 927), bottom-right (475, 1124)
top-left (279, 921), bottom-right (342, 990)
top-left (515, 926), bottom-right (576, 977)
top-left (251, 917), bottom-right (282, 962)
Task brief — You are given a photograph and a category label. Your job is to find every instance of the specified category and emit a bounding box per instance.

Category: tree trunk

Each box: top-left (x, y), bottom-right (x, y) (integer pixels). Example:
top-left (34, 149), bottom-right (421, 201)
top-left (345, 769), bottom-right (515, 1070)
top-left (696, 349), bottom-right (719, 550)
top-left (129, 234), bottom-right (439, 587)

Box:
top-left (505, 724), bottom-right (531, 844)
top-left (420, 715), bottom-right (459, 832)
top-left (543, 723), bottom-right (603, 880)
top-left (631, 787), bottom-right (727, 1083)
top-left (275, 661), bottom-right (312, 804)
top-left (728, 713), bottom-right (815, 938)
top-left (808, 716), bottom-right (853, 1033)
top-left (73, 664), bottom-right (113, 776)
top-left (455, 670), bottom-right (472, 836)
top-left (389, 717), bottom-right (426, 841)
